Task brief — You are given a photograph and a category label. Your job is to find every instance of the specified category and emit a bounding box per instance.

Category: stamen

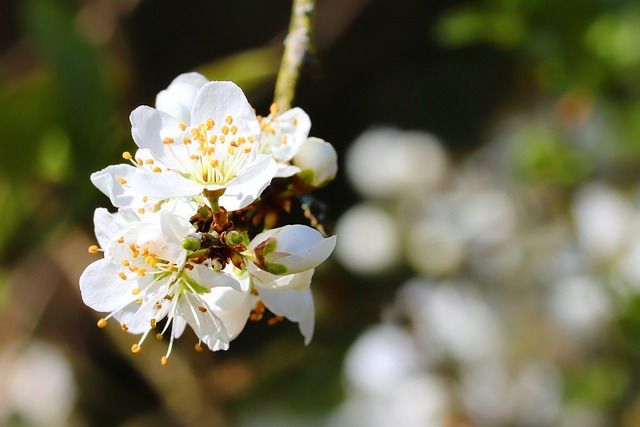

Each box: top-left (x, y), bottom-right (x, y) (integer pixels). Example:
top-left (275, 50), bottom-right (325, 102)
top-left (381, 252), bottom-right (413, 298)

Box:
top-left (292, 118), bottom-right (298, 126)
top-left (268, 315), bottom-right (285, 326)
top-left (117, 177), bottom-right (127, 185)
top-left (225, 116), bottom-right (233, 125)
top-left (121, 323), bottom-right (129, 331)
top-left (179, 122), bottom-right (187, 131)
top-left (156, 333), bottom-right (163, 340)
top-left (198, 306), bottom-right (207, 313)
top-left (230, 125), bottom-right (238, 135)
top-left (145, 159), bottom-right (154, 164)
top-left (150, 318), bottom-right (157, 328)
top-left (194, 343), bottom-right (204, 352)
top-left (161, 356), bottom-right (168, 366)
top-left (163, 137), bottom-right (174, 145)
top-left (183, 137), bottom-right (192, 144)
top-left (136, 298), bottom-right (143, 305)
top-left (122, 260), bottom-right (130, 266)
top-left (118, 272), bottom-right (127, 280)
top-left (153, 167), bottom-right (162, 173)
top-left (117, 236), bottom-right (125, 244)
top-left (88, 245), bottom-right (99, 254)
top-left (97, 318), bottom-right (108, 328)
top-left (122, 151), bottom-right (132, 160)
top-left (221, 126), bottom-right (229, 135)
top-left (142, 196), bottom-right (149, 202)
top-left (138, 268), bottom-right (147, 277)
top-left (206, 118), bottom-right (215, 129)
top-left (209, 135), bottom-right (217, 144)
top-left (136, 158), bottom-right (143, 166)
top-left (228, 146), bottom-right (235, 155)
top-left (270, 102), bottom-right (279, 116)
top-left (131, 344), bottom-right (142, 354)
top-left (132, 287), bottom-right (141, 295)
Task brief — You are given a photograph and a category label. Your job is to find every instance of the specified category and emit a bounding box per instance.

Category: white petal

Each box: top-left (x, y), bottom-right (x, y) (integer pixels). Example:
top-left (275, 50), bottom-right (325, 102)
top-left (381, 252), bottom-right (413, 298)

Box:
top-left (269, 107), bottom-right (311, 161)
top-left (155, 72), bottom-right (209, 123)
top-left (188, 265), bottom-right (242, 291)
top-left (177, 294), bottom-right (229, 351)
top-left (93, 208), bottom-right (131, 252)
top-left (130, 106), bottom-right (189, 170)
top-left (259, 287), bottom-right (315, 343)
top-left (127, 168), bottom-right (203, 200)
top-left (217, 154), bottom-right (278, 211)
top-left (190, 81), bottom-right (261, 140)
top-left (249, 265), bottom-right (314, 291)
top-left (204, 287), bottom-right (251, 340)
top-left (274, 164), bottom-right (301, 178)
top-left (79, 259), bottom-right (138, 312)
top-left (91, 164), bottom-right (141, 208)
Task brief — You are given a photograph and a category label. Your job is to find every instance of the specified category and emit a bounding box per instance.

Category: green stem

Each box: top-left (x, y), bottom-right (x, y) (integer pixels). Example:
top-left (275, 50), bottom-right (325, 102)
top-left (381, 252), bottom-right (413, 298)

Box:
top-left (273, 0), bottom-right (316, 111)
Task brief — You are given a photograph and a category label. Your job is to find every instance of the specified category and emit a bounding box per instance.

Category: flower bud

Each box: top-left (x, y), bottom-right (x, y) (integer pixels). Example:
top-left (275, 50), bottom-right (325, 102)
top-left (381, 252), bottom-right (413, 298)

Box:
top-left (182, 234), bottom-right (201, 251)
top-left (292, 137), bottom-right (338, 187)
top-left (249, 225), bottom-right (337, 275)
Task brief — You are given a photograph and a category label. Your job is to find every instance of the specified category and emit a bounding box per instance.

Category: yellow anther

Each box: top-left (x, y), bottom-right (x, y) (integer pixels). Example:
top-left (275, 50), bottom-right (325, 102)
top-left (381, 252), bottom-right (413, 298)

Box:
top-left (230, 125), bottom-right (238, 135)
top-left (257, 114), bottom-right (263, 122)
top-left (192, 128), bottom-right (202, 138)
top-left (163, 137), bottom-right (174, 145)
top-left (156, 303), bottom-right (163, 310)
top-left (129, 265), bottom-right (138, 272)
top-left (238, 137), bottom-right (246, 144)
top-left (219, 135), bottom-right (226, 143)
top-left (185, 263), bottom-right (194, 270)
top-left (117, 236), bottom-right (125, 244)
top-left (282, 136), bottom-right (288, 145)
top-left (142, 245), bottom-right (149, 256)
top-left (209, 135), bottom-right (217, 144)
top-left (179, 122), bottom-right (187, 131)
top-left (142, 196), bottom-right (149, 202)
top-left (198, 306), bottom-right (207, 313)
top-left (117, 177), bottom-right (127, 185)
top-left (131, 251), bottom-right (139, 258)
top-left (137, 208), bottom-right (146, 215)
top-left (121, 323), bottom-right (128, 331)
top-left (225, 115), bottom-right (233, 125)
top-left (122, 260), bottom-right (130, 267)
top-left (97, 318), bottom-right (108, 328)
top-left (222, 126), bottom-right (230, 135)
top-left (205, 118), bottom-right (214, 129)
top-left (168, 262), bottom-right (175, 271)
top-left (228, 146), bottom-right (235, 155)
top-left (138, 268), bottom-right (147, 277)
top-left (231, 140), bottom-right (239, 147)
top-left (164, 294), bottom-right (173, 300)
top-left (118, 272), bottom-right (127, 280)
top-left (292, 118), bottom-right (298, 126)
top-left (244, 147), bottom-right (252, 154)
top-left (131, 344), bottom-right (142, 354)
top-left (145, 159), bottom-right (154, 164)
top-left (132, 287), bottom-right (141, 295)
top-left (248, 135), bottom-right (255, 143)
top-left (194, 343), bottom-right (204, 352)
top-left (150, 318), bottom-right (157, 328)
top-left (153, 167), bottom-right (162, 173)
top-left (156, 333), bottom-right (163, 340)
top-left (270, 102), bottom-right (279, 116)
top-left (136, 298), bottom-right (143, 305)
top-left (145, 255), bottom-right (157, 267)
top-left (122, 151), bottom-right (133, 160)
top-left (268, 315), bottom-right (285, 326)
top-left (191, 154), bottom-right (200, 160)
top-left (88, 245), bottom-right (99, 254)
top-left (183, 137), bottom-right (192, 145)
top-left (161, 356), bottom-right (168, 366)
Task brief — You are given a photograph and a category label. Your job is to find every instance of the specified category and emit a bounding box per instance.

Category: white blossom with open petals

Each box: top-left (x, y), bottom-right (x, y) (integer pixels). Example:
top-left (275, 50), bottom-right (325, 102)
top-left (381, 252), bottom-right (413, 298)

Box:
top-left (80, 207), bottom-right (242, 364)
top-left (91, 75), bottom-right (278, 212)
top-left (258, 106), bottom-right (312, 177)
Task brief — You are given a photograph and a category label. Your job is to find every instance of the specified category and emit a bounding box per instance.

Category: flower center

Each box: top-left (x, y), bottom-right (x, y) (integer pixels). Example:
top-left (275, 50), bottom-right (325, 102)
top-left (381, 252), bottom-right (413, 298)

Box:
top-left (163, 116), bottom-right (256, 186)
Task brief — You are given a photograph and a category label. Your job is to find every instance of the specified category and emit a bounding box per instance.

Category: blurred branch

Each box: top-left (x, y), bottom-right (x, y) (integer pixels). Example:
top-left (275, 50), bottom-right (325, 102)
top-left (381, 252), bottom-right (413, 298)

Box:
top-left (273, 0), bottom-right (315, 111)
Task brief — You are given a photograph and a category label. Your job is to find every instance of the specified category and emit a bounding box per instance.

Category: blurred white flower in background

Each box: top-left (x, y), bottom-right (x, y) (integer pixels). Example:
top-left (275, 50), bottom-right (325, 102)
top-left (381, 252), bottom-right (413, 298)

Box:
top-left (345, 128), bottom-right (448, 199)
top-left (334, 203), bottom-right (401, 274)
top-left (0, 341), bottom-right (77, 427)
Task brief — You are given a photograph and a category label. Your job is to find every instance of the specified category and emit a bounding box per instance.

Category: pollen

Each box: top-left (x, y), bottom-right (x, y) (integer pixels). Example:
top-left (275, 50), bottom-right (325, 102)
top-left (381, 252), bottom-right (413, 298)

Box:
top-left (138, 268), bottom-right (147, 277)
top-left (122, 260), bottom-right (130, 266)
top-left (131, 344), bottom-right (142, 354)
top-left (248, 136), bottom-right (255, 143)
top-left (122, 151), bottom-right (133, 160)
top-left (161, 356), bottom-right (168, 366)
top-left (117, 177), bottom-right (127, 185)
top-left (209, 135), bottom-right (217, 144)
top-left (244, 147), bottom-right (252, 154)
top-left (225, 115), bottom-right (233, 125)
top-left (145, 256), bottom-right (157, 267)
top-left (183, 137), bottom-right (192, 145)
top-left (153, 167), bottom-right (162, 173)
top-left (206, 118), bottom-right (215, 129)
top-left (198, 306), bottom-right (207, 313)
top-left (156, 303), bottom-right (163, 310)
top-left (118, 236), bottom-right (125, 244)
top-left (163, 137), bottom-right (175, 145)
top-left (194, 343), bottom-right (204, 352)
top-left (228, 146), bottom-right (235, 155)
top-left (129, 265), bottom-right (138, 272)
top-left (191, 154), bottom-right (200, 160)
top-left (150, 318), bottom-right (157, 329)
top-left (118, 272), bottom-right (127, 280)
top-left (136, 298), bottom-right (143, 305)
top-left (179, 122), bottom-right (187, 131)
top-left (221, 125), bottom-right (229, 135)
top-left (121, 323), bottom-right (129, 331)
top-left (156, 333), bottom-right (163, 340)
top-left (230, 125), bottom-right (238, 135)
top-left (145, 159), bottom-right (154, 164)
top-left (97, 318), bottom-right (108, 328)
top-left (136, 158), bottom-right (143, 166)
top-left (88, 245), bottom-right (99, 254)
top-left (132, 287), bottom-right (141, 295)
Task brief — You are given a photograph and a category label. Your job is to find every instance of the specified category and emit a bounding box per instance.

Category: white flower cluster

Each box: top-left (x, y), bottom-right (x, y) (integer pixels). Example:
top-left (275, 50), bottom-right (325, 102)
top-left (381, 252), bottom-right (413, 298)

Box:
top-left (80, 73), bottom-right (337, 365)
